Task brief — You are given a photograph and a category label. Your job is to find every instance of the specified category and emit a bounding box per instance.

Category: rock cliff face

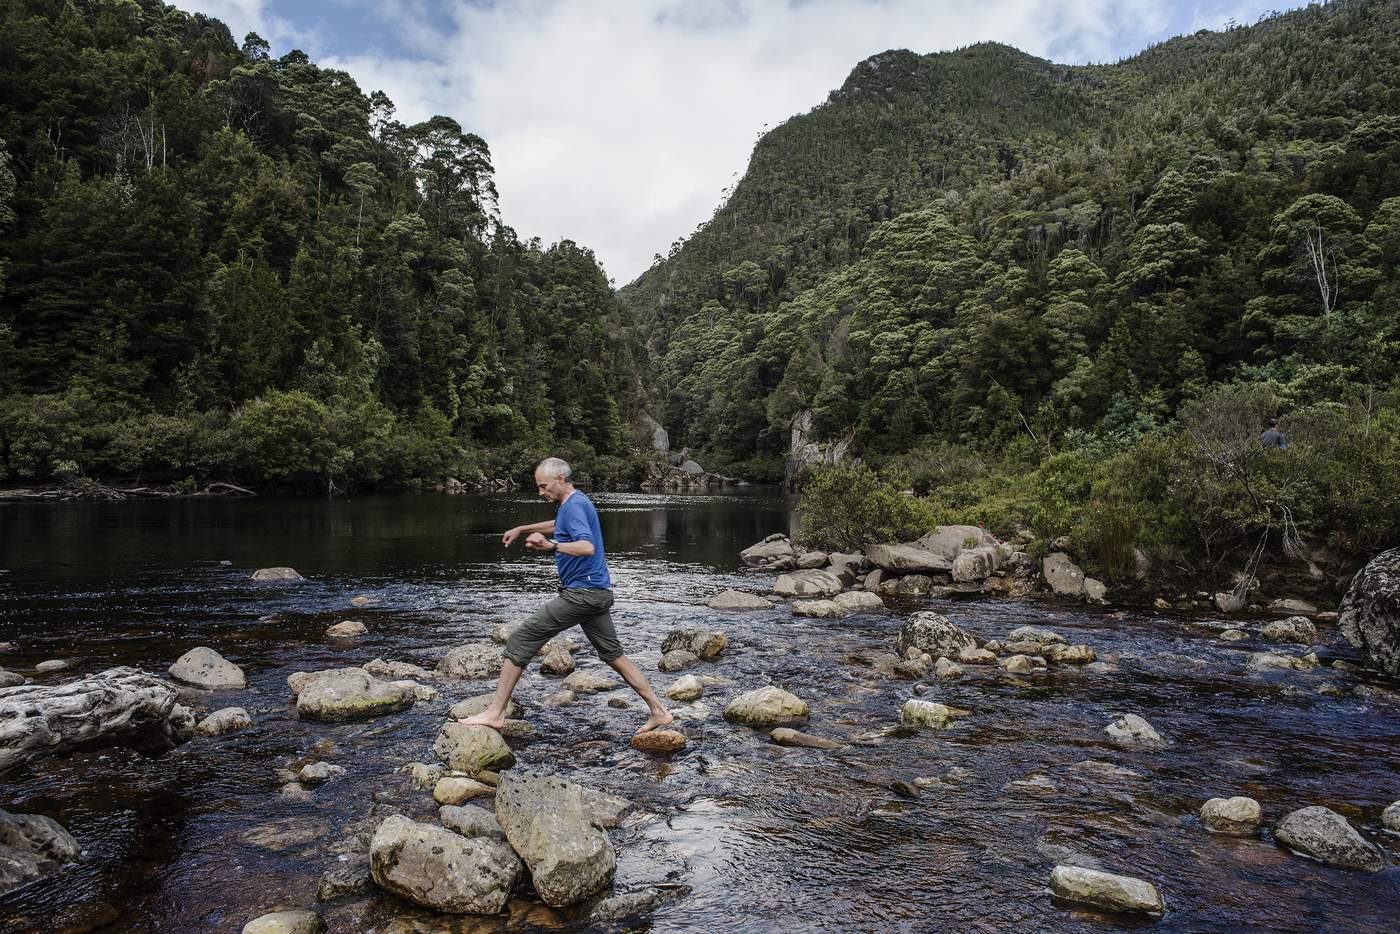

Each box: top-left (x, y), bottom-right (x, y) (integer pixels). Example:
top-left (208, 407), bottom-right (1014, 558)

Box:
top-left (1339, 547), bottom-right (1400, 676)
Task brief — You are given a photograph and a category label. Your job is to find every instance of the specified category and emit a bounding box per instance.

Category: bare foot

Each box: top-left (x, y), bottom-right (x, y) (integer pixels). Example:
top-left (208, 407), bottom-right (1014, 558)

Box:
top-left (460, 710), bottom-right (507, 730)
top-left (635, 708), bottom-right (675, 734)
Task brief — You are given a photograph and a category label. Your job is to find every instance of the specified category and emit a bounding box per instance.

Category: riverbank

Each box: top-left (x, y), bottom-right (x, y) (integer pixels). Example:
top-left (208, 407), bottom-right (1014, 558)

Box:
top-left (1, 493), bottom-right (1397, 930)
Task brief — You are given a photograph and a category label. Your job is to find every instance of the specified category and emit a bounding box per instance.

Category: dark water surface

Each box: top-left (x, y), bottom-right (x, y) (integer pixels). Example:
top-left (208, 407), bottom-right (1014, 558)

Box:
top-left (1, 492), bottom-right (1397, 932)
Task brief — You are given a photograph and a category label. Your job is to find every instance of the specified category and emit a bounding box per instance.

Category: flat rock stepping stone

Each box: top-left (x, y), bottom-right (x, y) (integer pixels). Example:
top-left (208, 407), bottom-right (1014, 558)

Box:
top-left (1049, 865), bottom-right (1164, 915)
top-left (630, 730), bottom-right (687, 754)
top-left (769, 727), bottom-right (841, 749)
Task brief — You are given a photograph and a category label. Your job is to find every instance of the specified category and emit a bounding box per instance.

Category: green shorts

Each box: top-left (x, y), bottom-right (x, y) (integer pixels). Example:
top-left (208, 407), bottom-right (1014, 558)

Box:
top-left (503, 588), bottom-right (623, 666)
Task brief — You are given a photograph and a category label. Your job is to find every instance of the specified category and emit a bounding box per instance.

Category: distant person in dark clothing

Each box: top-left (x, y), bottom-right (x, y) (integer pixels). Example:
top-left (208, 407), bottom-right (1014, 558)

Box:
top-left (1260, 418), bottom-right (1287, 449)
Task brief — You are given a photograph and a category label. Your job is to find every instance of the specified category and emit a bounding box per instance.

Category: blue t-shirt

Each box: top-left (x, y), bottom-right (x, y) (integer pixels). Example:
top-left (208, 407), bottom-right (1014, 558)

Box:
top-left (553, 491), bottom-right (612, 590)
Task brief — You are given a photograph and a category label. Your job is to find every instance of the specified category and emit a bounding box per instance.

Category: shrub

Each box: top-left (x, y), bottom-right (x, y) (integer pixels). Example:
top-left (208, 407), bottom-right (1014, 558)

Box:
top-left (795, 462), bottom-right (933, 551)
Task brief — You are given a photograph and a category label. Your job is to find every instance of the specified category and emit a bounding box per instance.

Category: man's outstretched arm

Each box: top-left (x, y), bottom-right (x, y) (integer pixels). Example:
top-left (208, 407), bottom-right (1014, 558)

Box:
top-left (503, 520), bottom-right (555, 546)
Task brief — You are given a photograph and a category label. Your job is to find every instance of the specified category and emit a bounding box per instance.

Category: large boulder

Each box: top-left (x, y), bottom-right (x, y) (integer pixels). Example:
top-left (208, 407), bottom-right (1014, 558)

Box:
top-left (1042, 553), bottom-right (1086, 598)
top-left (494, 769), bottom-right (617, 907)
top-left (707, 590), bottom-right (774, 610)
top-left (295, 669), bottom-right (413, 722)
top-left (863, 543), bottom-right (952, 574)
top-left (0, 667), bottom-right (194, 773)
top-left (913, 525), bottom-right (996, 561)
top-left (772, 569), bottom-right (843, 598)
top-left (1339, 547), bottom-right (1400, 676)
top-left (660, 628), bottom-right (727, 660)
top-left (951, 545), bottom-right (1003, 582)
top-left (369, 814), bottom-right (521, 913)
top-left (0, 809), bottom-right (82, 896)
top-left (740, 535), bottom-right (796, 566)
top-left (723, 686), bottom-right (809, 726)
top-left (433, 722), bottom-right (516, 773)
top-left (832, 590), bottom-right (884, 613)
top-left (1261, 616), bottom-right (1317, 645)
top-left (437, 642), bottom-right (504, 679)
top-left (893, 612), bottom-right (976, 659)
top-left (1274, 806), bottom-right (1384, 871)
top-left (169, 647), bottom-right (246, 689)
top-left (1049, 865), bottom-right (1164, 915)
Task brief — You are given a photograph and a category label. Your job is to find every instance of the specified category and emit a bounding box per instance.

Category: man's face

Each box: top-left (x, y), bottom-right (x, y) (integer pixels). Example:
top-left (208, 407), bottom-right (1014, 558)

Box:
top-left (535, 468), bottom-right (569, 503)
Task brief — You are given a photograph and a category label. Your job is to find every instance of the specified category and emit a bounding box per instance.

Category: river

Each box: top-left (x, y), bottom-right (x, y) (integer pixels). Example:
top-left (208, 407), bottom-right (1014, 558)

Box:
top-left (1, 491), bottom-right (1397, 932)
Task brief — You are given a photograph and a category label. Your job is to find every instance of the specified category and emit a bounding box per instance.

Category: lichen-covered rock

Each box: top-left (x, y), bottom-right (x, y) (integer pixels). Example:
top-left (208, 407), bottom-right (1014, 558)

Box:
top-left (0, 809), bottom-right (82, 896)
top-left (1007, 626), bottom-right (1067, 645)
top-left (295, 669), bottom-right (412, 722)
top-left (1042, 553), bottom-right (1086, 598)
top-left (723, 686), bottom-right (809, 726)
top-left (197, 707), bottom-right (252, 736)
top-left (773, 568), bottom-right (844, 598)
top-left (439, 803), bottom-right (506, 841)
top-left (369, 813), bottom-right (521, 913)
top-left (832, 590), bottom-right (884, 613)
top-left (0, 669), bottom-right (24, 688)
top-left (900, 699), bottom-right (952, 728)
top-left (1339, 547), bottom-right (1400, 676)
top-left (707, 590), bottom-right (774, 610)
top-left (1381, 801), bottom-right (1400, 833)
top-left (540, 649), bottom-right (575, 676)
top-left (433, 722), bottom-right (515, 773)
top-left (1104, 713), bottom-right (1166, 749)
top-left (660, 628), bottom-right (727, 660)
top-left (437, 642), bottom-right (504, 679)
top-left (169, 647), bottom-right (246, 689)
top-left (494, 769), bottom-right (617, 907)
top-left (1246, 652), bottom-right (1311, 673)
top-left (1199, 796), bottom-right (1261, 834)
top-left (1042, 644), bottom-right (1096, 665)
top-left (791, 598), bottom-right (845, 618)
top-left (1274, 806), bottom-right (1384, 872)
top-left (1049, 865), bottom-right (1164, 915)
top-left (1261, 616), bottom-right (1318, 645)
top-left (894, 612), bottom-right (976, 659)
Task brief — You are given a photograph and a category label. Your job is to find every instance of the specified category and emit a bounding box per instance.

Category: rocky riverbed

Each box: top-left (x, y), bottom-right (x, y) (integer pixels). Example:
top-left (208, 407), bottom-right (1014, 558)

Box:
top-left (1, 493), bottom-right (1398, 931)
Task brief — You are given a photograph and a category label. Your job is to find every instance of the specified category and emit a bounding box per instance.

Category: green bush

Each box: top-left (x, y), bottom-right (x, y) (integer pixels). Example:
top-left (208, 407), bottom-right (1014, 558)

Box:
top-left (795, 462), bottom-right (933, 551)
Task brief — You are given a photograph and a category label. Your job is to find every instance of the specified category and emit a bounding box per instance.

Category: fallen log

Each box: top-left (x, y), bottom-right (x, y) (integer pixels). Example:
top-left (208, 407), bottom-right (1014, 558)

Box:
top-left (0, 667), bottom-right (195, 774)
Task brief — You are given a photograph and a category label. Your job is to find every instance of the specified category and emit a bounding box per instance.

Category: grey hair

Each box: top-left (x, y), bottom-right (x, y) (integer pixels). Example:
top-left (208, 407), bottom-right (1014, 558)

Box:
top-left (537, 457), bottom-right (572, 480)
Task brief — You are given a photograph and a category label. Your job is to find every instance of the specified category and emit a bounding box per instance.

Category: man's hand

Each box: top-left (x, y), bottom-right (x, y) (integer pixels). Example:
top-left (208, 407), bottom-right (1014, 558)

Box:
top-left (501, 527), bottom-right (522, 547)
top-left (524, 532), bottom-right (555, 551)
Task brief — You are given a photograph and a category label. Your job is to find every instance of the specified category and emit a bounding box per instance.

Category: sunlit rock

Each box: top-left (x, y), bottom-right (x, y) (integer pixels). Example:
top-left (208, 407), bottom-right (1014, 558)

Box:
top-left (169, 647), bottom-right (246, 689)
top-left (1199, 796), bottom-right (1261, 834)
top-left (1049, 865), bottom-right (1164, 915)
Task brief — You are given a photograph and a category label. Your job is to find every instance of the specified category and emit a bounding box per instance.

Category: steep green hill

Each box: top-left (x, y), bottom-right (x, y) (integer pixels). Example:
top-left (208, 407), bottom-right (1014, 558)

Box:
top-left (624, 0), bottom-right (1400, 482)
top-left (0, 0), bottom-right (642, 491)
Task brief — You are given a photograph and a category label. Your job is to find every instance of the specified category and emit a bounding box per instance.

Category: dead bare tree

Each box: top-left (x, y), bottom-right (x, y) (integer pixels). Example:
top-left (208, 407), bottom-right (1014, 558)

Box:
top-left (1302, 225), bottom-right (1338, 316)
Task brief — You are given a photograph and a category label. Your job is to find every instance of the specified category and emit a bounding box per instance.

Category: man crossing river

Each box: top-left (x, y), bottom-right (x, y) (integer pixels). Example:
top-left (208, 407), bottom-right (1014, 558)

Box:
top-left (462, 457), bottom-right (675, 734)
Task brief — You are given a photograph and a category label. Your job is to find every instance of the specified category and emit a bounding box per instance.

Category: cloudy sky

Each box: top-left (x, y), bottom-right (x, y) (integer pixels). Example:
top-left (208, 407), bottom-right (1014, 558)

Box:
top-left (177, 0), bottom-right (1287, 285)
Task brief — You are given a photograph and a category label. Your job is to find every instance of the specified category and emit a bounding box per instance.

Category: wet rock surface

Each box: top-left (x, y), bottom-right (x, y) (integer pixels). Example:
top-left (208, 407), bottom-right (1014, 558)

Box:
top-left (369, 813), bottom-right (522, 913)
top-left (168, 646), bottom-right (246, 689)
top-left (1049, 865), bottom-right (1164, 915)
top-left (494, 769), bottom-right (617, 908)
top-left (1274, 806), bottom-right (1385, 872)
top-left (1339, 547), bottom-right (1400, 676)
top-left (0, 809), bottom-right (82, 896)
top-left (294, 668), bottom-right (413, 722)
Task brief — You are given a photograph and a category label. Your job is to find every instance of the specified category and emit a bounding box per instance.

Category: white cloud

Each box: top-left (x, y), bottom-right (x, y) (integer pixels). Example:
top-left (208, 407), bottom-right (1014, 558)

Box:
top-left (175, 1), bottom-right (1264, 285)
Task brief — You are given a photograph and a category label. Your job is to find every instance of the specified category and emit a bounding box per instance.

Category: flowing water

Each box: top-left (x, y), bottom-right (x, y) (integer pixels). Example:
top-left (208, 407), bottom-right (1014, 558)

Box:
top-left (1, 491), bottom-right (1397, 933)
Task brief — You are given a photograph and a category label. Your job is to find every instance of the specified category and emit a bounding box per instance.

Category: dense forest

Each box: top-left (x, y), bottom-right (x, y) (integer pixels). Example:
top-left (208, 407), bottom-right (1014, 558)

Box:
top-left (624, 0), bottom-right (1400, 582)
top-left (0, 0), bottom-right (643, 493)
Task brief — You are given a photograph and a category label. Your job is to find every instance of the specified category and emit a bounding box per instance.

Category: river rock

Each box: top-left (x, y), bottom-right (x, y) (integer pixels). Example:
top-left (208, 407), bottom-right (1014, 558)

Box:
top-left (437, 642), bottom-right (503, 679)
top-left (724, 686), bottom-right (809, 726)
top-left (796, 550), bottom-right (829, 569)
top-left (658, 650), bottom-right (700, 672)
top-left (1008, 626), bottom-right (1067, 645)
top-left (1382, 801), bottom-right (1400, 833)
top-left (494, 769), bottom-right (617, 907)
top-left (349, 594), bottom-right (378, 607)
top-left (1220, 629), bottom-right (1250, 642)
top-left (1199, 796), bottom-right (1261, 834)
top-left (434, 776), bottom-right (492, 805)
top-left (1270, 597), bottom-right (1318, 615)
top-left (832, 590), bottom-right (884, 613)
top-left (1084, 577), bottom-right (1109, 603)
top-left (769, 727), bottom-right (840, 749)
top-left (317, 859), bottom-right (373, 900)
top-left (1105, 713), bottom-right (1166, 749)
top-left (370, 813), bottom-right (521, 913)
top-left (1274, 806), bottom-right (1384, 871)
top-left (433, 722), bottom-right (515, 773)
top-left (0, 667), bottom-right (194, 773)
top-left (740, 535), bottom-right (796, 566)
top-left (1261, 616), bottom-right (1317, 645)
top-left (1339, 547), bottom-right (1400, 676)
top-left (773, 568), bottom-right (843, 598)
top-left (440, 803), bottom-right (506, 841)
top-left (169, 647), bottom-right (246, 689)
top-left (1000, 654), bottom-right (1041, 675)
top-left (197, 707), bottom-right (252, 736)
top-left (1049, 865), bottom-right (1164, 915)
top-left (900, 699), bottom-right (953, 728)
top-left (914, 525), bottom-right (996, 559)
top-left (241, 910), bottom-right (324, 934)
top-left (864, 543), bottom-right (952, 574)
top-left (0, 809), bottom-right (83, 897)
top-left (708, 590), bottom-right (774, 610)
top-left (0, 669), bottom-right (24, 688)
top-left (1215, 591), bottom-right (1248, 613)
top-left (34, 660), bottom-right (68, 672)
top-left (952, 545), bottom-right (1001, 582)
top-left (893, 573), bottom-right (937, 596)
top-left (957, 647), bottom-right (996, 665)
top-left (660, 627), bottom-right (727, 660)
top-left (791, 598), bottom-right (844, 618)
top-left (631, 729), bottom-right (687, 754)
top-left (251, 567), bottom-right (304, 582)
top-left (540, 649), bottom-right (575, 676)
top-left (666, 675), bottom-right (703, 701)
top-left (449, 694), bottom-right (524, 720)
top-left (1042, 553), bottom-right (1086, 598)
top-left (1246, 652), bottom-right (1310, 673)
top-left (1043, 644), bottom-right (1096, 664)
top-left (325, 621), bottom-right (367, 638)
top-left (362, 658), bottom-right (434, 681)
top-left (298, 762), bottom-right (345, 785)
top-left (296, 668), bottom-right (412, 722)
top-left (934, 657), bottom-right (963, 678)
top-left (894, 612), bottom-right (976, 659)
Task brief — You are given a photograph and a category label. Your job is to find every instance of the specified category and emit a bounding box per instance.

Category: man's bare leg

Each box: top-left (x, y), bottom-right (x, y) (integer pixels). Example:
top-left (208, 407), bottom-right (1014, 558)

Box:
top-left (607, 656), bottom-right (675, 733)
top-left (461, 660), bottom-right (526, 730)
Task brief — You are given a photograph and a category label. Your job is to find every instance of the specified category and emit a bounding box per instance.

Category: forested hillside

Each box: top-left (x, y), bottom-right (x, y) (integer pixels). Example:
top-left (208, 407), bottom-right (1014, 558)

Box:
top-left (0, 0), bottom-right (641, 492)
top-left (625, 0), bottom-right (1400, 582)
